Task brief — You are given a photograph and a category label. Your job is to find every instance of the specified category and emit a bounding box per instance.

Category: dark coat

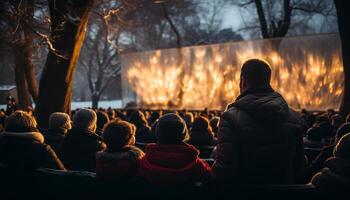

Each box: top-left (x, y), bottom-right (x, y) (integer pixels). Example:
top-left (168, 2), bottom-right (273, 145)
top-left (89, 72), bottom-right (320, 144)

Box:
top-left (311, 157), bottom-right (350, 190)
top-left (95, 146), bottom-right (144, 181)
top-left (44, 128), bottom-right (66, 156)
top-left (135, 125), bottom-right (156, 143)
top-left (61, 128), bottom-right (106, 172)
top-left (0, 131), bottom-right (65, 170)
top-left (137, 143), bottom-right (211, 187)
top-left (189, 130), bottom-right (217, 146)
top-left (212, 87), bottom-right (306, 184)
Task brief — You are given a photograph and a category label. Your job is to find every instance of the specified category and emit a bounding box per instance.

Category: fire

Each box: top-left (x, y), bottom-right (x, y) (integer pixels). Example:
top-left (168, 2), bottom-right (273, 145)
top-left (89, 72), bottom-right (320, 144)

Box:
top-left (122, 34), bottom-right (343, 110)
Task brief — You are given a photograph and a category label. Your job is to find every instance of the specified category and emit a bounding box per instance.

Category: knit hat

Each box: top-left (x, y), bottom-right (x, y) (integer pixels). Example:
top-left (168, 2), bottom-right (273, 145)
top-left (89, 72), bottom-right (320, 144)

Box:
top-left (334, 133), bottom-right (350, 159)
top-left (49, 112), bottom-right (72, 130)
top-left (155, 113), bottom-right (188, 144)
top-left (73, 109), bottom-right (97, 132)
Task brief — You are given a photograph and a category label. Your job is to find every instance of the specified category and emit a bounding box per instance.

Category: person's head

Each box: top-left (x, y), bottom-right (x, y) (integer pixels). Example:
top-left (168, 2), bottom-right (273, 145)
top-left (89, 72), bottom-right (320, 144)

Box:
top-left (191, 116), bottom-right (212, 135)
top-left (346, 113), bottom-right (350, 123)
top-left (5, 110), bottom-right (37, 132)
top-left (102, 120), bottom-right (136, 152)
top-left (155, 113), bottom-right (189, 144)
top-left (96, 111), bottom-right (110, 133)
top-left (183, 112), bottom-right (194, 129)
top-left (335, 123), bottom-right (350, 143)
top-left (240, 59), bottom-right (271, 93)
top-left (210, 116), bottom-right (220, 135)
top-left (73, 108), bottom-right (97, 132)
top-left (48, 112), bottom-right (72, 131)
top-left (129, 110), bottom-right (148, 128)
top-left (333, 133), bottom-right (350, 159)
top-left (107, 108), bottom-right (115, 120)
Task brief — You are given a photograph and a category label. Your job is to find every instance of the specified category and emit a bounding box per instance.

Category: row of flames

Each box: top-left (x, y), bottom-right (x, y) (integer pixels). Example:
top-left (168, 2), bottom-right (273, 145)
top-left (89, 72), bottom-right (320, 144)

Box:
top-left (125, 36), bottom-right (343, 110)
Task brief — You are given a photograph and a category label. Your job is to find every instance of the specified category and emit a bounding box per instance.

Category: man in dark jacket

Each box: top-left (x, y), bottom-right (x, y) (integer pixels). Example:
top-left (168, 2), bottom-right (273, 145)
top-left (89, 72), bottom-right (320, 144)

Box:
top-left (212, 59), bottom-right (305, 184)
top-left (61, 109), bottom-right (106, 172)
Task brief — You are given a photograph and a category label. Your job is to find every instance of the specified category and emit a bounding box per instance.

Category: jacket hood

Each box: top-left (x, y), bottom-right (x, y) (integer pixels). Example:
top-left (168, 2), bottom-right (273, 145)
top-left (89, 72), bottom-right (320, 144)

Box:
top-left (228, 88), bottom-right (289, 124)
top-left (1, 131), bottom-right (44, 143)
top-left (142, 143), bottom-right (199, 170)
top-left (96, 146), bottom-right (144, 161)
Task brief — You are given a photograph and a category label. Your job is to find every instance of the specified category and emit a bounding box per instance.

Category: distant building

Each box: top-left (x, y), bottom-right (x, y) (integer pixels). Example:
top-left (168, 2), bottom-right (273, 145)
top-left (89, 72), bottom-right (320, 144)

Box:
top-left (0, 85), bottom-right (17, 104)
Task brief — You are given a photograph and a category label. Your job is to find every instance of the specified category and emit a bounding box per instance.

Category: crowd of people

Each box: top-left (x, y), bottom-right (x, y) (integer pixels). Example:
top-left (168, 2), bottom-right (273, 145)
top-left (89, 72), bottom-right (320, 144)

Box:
top-left (0, 59), bottom-right (349, 191)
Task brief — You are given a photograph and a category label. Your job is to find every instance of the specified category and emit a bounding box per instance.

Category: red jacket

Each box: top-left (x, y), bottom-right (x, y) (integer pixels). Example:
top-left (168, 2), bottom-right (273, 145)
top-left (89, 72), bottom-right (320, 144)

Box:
top-left (137, 143), bottom-right (211, 187)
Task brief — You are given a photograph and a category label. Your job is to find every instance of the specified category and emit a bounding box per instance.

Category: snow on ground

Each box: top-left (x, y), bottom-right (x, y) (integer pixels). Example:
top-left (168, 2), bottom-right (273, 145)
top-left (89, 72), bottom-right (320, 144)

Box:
top-left (0, 100), bottom-right (123, 110)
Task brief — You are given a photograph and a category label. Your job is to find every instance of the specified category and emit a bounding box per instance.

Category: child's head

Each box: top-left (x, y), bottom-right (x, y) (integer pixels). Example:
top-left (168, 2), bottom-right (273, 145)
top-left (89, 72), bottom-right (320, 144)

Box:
top-left (155, 113), bottom-right (189, 144)
top-left (102, 120), bottom-right (136, 152)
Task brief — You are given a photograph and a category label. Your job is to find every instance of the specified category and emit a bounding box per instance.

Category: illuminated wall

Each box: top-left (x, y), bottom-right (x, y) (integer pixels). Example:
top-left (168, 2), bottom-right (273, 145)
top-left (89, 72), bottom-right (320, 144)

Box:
top-left (120, 34), bottom-right (343, 110)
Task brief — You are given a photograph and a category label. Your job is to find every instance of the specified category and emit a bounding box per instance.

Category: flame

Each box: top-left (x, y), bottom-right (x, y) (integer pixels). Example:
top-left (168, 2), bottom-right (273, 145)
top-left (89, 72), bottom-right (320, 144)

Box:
top-left (124, 34), bottom-right (343, 110)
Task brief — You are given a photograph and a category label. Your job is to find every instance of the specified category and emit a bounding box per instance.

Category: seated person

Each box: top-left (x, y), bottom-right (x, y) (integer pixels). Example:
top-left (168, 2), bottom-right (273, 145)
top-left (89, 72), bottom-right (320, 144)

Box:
top-left (44, 112), bottom-right (72, 156)
top-left (306, 122), bottom-right (350, 181)
top-left (188, 116), bottom-right (217, 146)
top-left (137, 113), bottom-right (211, 187)
top-left (0, 111), bottom-right (65, 170)
top-left (96, 120), bottom-right (144, 181)
top-left (311, 133), bottom-right (350, 190)
top-left (61, 109), bottom-right (106, 172)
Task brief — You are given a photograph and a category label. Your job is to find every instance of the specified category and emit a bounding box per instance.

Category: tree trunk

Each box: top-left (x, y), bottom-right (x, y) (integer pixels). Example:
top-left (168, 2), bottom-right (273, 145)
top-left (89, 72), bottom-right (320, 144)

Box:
top-left (334, 0), bottom-right (350, 117)
top-left (14, 48), bottom-right (32, 110)
top-left (35, 0), bottom-right (95, 128)
top-left (92, 94), bottom-right (99, 109)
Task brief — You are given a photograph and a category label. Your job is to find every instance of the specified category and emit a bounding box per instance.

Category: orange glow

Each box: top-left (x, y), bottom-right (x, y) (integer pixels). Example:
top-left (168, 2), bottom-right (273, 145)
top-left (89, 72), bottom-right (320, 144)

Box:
top-left (122, 34), bottom-right (343, 110)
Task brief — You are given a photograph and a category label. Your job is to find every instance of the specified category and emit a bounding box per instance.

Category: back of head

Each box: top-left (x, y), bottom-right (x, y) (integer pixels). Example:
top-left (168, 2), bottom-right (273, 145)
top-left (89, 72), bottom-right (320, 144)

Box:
top-left (210, 116), bottom-right (220, 133)
top-left (155, 113), bottom-right (188, 144)
top-left (103, 120), bottom-right (135, 152)
top-left (129, 110), bottom-right (147, 127)
top-left (49, 112), bottom-right (72, 130)
top-left (183, 112), bottom-right (194, 128)
top-left (73, 109), bottom-right (97, 132)
top-left (5, 110), bottom-right (37, 132)
top-left (336, 123), bottom-right (350, 143)
top-left (334, 133), bottom-right (350, 159)
top-left (96, 111), bottom-right (110, 132)
top-left (241, 59), bottom-right (271, 88)
top-left (192, 116), bottom-right (212, 134)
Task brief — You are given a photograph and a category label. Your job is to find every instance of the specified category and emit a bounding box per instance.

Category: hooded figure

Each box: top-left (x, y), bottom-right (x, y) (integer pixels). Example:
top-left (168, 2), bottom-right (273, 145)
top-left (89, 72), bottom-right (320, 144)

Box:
top-left (212, 59), bottom-right (305, 184)
top-left (137, 113), bottom-right (211, 187)
top-left (61, 109), bottom-right (106, 172)
top-left (0, 111), bottom-right (65, 170)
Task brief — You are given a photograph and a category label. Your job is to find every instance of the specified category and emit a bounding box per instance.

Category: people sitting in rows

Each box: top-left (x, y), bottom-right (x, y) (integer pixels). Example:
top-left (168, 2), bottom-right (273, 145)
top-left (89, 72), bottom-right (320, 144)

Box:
top-left (61, 109), bottom-right (106, 172)
top-left (44, 112), bottom-right (72, 157)
top-left (189, 116), bottom-right (217, 146)
top-left (96, 110), bottom-right (110, 136)
top-left (306, 122), bottom-right (350, 181)
top-left (0, 111), bottom-right (65, 170)
top-left (137, 113), bottom-right (211, 187)
top-left (96, 120), bottom-right (144, 181)
top-left (212, 59), bottom-right (305, 184)
top-left (129, 110), bottom-right (155, 143)
top-left (310, 133), bottom-right (350, 190)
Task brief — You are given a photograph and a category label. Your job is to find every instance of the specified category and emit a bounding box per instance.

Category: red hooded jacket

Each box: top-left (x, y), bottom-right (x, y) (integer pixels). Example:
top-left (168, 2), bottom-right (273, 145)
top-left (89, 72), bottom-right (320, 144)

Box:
top-left (137, 143), bottom-right (211, 187)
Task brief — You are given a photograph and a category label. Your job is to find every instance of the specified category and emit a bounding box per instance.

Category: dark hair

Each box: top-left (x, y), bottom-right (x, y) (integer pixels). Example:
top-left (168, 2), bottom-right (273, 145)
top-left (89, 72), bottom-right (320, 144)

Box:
top-left (96, 111), bottom-right (110, 133)
top-left (241, 59), bottom-right (271, 87)
top-left (102, 120), bottom-right (135, 152)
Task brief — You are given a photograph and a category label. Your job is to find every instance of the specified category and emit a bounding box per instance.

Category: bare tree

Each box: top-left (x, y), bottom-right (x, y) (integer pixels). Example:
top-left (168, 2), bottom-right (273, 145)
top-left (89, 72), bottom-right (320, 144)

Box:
top-left (236, 0), bottom-right (337, 40)
top-left (79, 14), bottom-right (121, 108)
top-left (36, 0), bottom-right (96, 127)
top-left (0, 0), bottom-right (42, 109)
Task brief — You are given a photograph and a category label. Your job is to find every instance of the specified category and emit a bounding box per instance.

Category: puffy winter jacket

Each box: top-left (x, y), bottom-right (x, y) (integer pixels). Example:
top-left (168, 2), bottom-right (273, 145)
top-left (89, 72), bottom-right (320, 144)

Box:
top-left (96, 146), bottom-right (144, 181)
top-left (212, 87), bottom-right (305, 184)
top-left (61, 128), bottom-right (106, 172)
top-left (0, 131), bottom-right (65, 170)
top-left (138, 143), bottom-right (211, 187)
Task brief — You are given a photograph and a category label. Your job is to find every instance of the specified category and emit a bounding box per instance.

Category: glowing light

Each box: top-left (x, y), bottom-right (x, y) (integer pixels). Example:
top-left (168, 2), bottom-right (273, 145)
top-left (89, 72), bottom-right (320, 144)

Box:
top-left (123, 34), bottom-right (343, 110)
